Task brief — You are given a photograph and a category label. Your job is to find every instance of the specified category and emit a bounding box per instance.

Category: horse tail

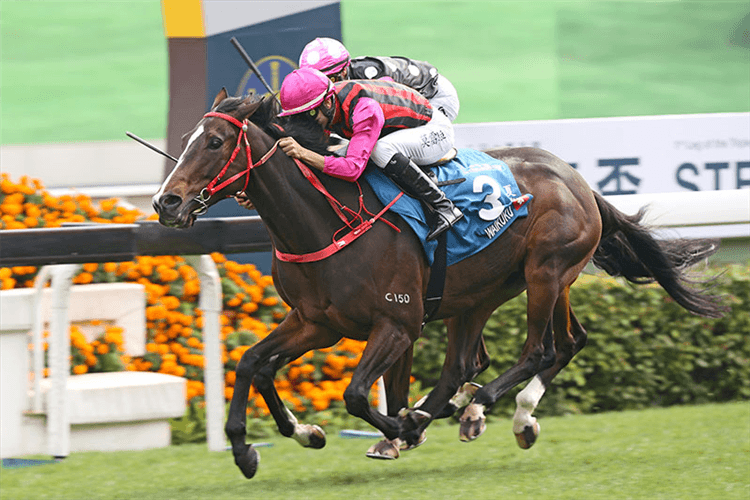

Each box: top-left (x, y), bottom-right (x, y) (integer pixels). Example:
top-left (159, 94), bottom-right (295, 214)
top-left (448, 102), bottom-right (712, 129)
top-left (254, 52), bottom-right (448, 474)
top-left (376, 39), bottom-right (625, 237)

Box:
top-left (590, 191), bottom-right (727, 318)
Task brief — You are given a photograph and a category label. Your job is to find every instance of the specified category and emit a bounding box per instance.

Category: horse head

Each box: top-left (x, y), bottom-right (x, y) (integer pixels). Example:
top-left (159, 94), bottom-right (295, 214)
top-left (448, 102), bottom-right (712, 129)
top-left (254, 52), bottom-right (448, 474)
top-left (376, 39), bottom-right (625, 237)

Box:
top-left (152, 88), bottom-right (278, 228)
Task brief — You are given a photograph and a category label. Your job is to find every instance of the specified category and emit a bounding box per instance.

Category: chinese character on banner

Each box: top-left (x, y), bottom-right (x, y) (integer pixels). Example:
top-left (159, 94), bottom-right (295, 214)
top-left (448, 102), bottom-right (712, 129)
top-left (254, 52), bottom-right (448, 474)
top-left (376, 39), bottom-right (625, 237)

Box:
top-left (597, 158), bottom-right (641, 195)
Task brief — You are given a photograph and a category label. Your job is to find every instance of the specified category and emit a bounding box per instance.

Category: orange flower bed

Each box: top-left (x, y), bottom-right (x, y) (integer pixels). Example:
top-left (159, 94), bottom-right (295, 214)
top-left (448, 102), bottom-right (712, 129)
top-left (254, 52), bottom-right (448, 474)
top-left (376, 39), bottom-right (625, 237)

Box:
top-left (2, 174), bottom-right (378, 416)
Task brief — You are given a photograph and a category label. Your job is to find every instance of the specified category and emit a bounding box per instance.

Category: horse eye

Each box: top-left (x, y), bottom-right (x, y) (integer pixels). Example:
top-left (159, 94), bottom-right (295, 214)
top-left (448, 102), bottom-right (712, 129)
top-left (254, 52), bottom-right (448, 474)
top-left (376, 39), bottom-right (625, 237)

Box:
top-left (208, 137), bottom-right (223, 150)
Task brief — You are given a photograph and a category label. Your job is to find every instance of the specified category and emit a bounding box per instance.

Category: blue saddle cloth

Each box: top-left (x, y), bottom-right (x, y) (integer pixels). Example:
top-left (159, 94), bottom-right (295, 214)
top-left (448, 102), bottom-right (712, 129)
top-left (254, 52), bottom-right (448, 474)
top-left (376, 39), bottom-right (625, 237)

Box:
top-left (363, 148), bottom-right (532, 266)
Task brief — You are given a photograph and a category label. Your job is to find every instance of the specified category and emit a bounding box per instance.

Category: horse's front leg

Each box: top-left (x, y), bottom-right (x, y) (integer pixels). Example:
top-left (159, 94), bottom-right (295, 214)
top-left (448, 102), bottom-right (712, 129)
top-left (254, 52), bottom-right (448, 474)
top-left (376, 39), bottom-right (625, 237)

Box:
top-left (343, 318), bottom-right (416, 444)
top-left (366, 345), bottom-right (416, 460)
top-left (226, 309), bottom-right (340, 479)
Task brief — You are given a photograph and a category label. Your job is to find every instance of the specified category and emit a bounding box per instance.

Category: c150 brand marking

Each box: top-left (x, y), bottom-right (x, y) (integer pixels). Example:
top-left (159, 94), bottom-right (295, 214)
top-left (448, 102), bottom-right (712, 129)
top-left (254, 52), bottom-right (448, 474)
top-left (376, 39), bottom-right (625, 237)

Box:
top-left (385, 293), bottom-right (410, 304)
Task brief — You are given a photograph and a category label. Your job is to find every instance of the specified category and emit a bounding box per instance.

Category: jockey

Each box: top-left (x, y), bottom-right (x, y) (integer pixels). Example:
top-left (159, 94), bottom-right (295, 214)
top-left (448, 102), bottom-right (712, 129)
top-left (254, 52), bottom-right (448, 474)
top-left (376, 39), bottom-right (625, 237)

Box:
top-left (298, 37), bottom-right (460, 122)
top-left (276, 67), bottom-right (463, 242)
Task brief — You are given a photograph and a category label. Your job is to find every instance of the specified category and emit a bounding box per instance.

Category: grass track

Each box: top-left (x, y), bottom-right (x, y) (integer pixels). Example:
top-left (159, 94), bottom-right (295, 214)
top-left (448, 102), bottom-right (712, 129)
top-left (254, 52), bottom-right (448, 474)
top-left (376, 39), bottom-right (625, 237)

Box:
top-left (1, 1), bottom-right (748, 144)
top-left (2, 402), bottom-right (748, 500)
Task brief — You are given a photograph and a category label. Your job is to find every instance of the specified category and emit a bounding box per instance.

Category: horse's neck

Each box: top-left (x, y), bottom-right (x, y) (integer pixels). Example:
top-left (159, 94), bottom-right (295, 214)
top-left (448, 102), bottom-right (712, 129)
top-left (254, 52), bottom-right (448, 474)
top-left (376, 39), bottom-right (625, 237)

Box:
top-left (246, 139), bottom-right (355, 254)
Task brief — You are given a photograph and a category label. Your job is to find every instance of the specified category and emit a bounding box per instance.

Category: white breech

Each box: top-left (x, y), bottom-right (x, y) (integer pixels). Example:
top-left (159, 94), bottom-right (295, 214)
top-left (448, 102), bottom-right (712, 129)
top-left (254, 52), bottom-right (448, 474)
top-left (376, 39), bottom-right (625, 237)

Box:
top-left (369, 109), bottom-right (454, 168)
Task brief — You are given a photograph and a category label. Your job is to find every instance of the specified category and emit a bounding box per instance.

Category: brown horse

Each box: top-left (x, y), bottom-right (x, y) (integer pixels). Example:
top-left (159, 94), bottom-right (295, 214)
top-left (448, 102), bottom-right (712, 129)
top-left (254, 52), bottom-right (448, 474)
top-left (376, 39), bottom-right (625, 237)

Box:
top-left (152, 91), bottom-right (724, 479)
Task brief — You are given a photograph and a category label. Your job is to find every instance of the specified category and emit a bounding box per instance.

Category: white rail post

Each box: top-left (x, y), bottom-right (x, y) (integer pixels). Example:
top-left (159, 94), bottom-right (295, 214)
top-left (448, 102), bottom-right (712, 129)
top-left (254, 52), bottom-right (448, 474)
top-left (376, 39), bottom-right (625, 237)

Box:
top-left (377, 377), bottom-right (387, 415)
top-left (184, 255), bottom-right (225, 452)
top-left (31, 266), bottom-right (52, 413)
top-left (47, 264), bottom-right (78, 458)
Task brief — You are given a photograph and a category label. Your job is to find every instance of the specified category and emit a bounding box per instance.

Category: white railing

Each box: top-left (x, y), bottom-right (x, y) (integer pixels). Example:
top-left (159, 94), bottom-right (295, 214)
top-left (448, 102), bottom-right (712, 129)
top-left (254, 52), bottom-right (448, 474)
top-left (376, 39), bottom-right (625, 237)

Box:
top-left (608, 189), bottom-right (749, 226)
top-left (28, 257), bottom-right (225, 456)
top-left (30, 264), bottom-right (79, 457)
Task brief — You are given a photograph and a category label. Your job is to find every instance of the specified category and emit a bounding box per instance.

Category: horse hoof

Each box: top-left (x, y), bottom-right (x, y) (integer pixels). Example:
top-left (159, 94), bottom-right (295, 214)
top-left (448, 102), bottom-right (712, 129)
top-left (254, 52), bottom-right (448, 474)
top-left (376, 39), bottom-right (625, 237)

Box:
top-left (234, 445), bottom-right (260, 479)
top-left (292, 424), bottom-right (326, 449)
top-left (459, 419), bottom-right (486, 442)
top-left (398, 408), bottom-right (432, 433)
top-left (514, 421), bottom-right (540, 450)
top-left (366, 439), bottom-right (400, 460)
top-left (459, 403), bottom-right (486, 442)
top-left (411, 409), bottom-right (431, 427)
top-left (304, 424), bottom-right (327, 449)
top-left (399, 431), bottom-right (427, 451)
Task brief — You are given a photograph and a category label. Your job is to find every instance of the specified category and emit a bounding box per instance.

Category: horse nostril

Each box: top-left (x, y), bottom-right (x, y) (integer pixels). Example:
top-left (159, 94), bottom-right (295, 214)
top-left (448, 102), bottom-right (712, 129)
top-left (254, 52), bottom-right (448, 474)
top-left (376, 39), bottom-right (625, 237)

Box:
top-left (159, 194), bottom-right (183, 210)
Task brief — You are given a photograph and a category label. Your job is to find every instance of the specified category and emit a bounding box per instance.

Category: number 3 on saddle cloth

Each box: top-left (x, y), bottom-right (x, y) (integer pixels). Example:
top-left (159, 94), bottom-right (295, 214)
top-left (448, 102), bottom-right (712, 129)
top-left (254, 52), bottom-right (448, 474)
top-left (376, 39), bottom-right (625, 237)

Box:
top-left (363, 148), bottom-right (533, 266)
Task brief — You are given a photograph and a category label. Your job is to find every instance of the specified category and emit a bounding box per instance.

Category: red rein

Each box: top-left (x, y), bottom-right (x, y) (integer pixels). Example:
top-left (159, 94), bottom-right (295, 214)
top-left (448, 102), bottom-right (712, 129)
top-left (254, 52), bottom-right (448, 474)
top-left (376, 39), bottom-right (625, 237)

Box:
top-left (201, 111), bottom-right (401, 263)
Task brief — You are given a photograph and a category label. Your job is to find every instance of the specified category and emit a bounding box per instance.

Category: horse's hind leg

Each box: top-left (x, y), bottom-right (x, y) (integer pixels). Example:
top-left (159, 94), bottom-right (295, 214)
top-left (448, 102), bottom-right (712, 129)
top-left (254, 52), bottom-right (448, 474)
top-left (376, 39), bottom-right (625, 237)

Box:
top-left (420, 334), bottom-right (490, 420)
top-left (382, 345), bottom-right (414, 417)
top-left (368, 334), bottom-right (490, 459)
top-left (226, 309), bottom-right (340, 479)
top-left (459, 275), bottom-right (560, 441)
top-left (513, 287), bottom-right (587, 449)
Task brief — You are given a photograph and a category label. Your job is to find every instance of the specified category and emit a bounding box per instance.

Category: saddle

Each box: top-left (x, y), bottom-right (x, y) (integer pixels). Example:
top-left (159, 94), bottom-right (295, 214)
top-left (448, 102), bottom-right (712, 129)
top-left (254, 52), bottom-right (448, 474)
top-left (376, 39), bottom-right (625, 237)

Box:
top-left (363, 148), bottom-right (533, 267)
top-left (423, 148), bottom-right (461, 185)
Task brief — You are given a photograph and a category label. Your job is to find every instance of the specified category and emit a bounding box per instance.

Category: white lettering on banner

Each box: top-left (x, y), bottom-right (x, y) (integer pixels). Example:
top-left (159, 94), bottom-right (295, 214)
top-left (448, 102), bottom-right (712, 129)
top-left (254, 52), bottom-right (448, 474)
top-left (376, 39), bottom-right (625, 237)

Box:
top-left (484, 205), bottom-right (515, 239)
top-left (473, 175), bottom-right (505, 221)
top-left (454, 113), bottom-right (750, 194)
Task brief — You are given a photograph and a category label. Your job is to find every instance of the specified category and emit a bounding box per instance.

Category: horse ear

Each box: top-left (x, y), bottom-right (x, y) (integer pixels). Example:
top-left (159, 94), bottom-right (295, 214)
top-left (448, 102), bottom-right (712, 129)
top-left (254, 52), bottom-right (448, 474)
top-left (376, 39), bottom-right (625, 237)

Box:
top-left (237, 96), bottom-right (265, 121)
top-left (211, 88), bottom-right (229, 110)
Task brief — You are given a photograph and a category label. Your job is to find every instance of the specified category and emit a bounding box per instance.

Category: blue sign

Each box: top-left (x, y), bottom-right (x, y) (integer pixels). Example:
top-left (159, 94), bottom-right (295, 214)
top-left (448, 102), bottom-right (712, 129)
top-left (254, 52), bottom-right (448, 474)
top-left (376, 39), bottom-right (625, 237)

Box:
top-left (201, 2), bottom-right (342, 274)
top-left (205, 3), bottom-right (341, 108)
top-left (236, 55), bottom-right (298, 99)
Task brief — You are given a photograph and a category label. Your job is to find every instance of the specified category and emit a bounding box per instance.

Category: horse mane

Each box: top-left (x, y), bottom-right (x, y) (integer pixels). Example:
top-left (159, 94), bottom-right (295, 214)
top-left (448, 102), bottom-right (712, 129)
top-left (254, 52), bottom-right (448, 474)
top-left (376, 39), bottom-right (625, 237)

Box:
top-left (216, 94), bottom-right (330, 157)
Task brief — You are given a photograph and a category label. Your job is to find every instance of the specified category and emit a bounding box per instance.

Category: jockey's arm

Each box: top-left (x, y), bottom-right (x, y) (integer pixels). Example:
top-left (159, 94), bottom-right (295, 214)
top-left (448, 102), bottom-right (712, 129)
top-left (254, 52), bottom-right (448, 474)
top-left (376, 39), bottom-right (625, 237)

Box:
top-left (320, 99), bottom-right (384, 182)
top-left (278, 137), bottom-right (326, 172)
top-left (278, 99), bottom-right (384, 182)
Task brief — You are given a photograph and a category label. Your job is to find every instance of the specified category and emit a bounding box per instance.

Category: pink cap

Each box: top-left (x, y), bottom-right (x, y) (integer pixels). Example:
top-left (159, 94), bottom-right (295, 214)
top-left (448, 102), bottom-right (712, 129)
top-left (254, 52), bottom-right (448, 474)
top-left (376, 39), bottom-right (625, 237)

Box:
top-left (298, 37), bottom-right (350, 76)
top-left (278, 68), bottom-right (334, 117)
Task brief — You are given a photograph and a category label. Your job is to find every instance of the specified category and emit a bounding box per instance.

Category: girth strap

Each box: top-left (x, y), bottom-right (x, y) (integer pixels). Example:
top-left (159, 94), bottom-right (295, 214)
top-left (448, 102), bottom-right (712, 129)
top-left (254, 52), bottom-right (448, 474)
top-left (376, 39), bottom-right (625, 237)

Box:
top-left (422, 224), bottom-right (447, 326)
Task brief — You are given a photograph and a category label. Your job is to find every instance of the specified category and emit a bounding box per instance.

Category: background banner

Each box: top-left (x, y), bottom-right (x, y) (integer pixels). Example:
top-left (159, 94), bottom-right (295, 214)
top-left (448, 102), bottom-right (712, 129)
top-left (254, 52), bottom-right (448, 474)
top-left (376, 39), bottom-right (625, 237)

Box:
top-left (454, 112), bottom-right (750, 195)
top-left (162, 0), bottom-right (342, 173)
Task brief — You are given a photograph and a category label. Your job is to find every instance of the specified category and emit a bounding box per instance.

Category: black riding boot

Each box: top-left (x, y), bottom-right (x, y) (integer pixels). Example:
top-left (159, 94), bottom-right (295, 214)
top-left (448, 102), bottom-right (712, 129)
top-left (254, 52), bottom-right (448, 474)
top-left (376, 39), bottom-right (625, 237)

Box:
top-left (383, 153), bottom-right (463, 241)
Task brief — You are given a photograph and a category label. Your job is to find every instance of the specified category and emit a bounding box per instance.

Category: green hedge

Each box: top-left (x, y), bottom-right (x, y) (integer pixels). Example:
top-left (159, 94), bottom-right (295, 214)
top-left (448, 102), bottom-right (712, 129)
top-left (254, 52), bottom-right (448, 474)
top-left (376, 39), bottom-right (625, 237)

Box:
top-left (414, 263), bottom-right (750, 418)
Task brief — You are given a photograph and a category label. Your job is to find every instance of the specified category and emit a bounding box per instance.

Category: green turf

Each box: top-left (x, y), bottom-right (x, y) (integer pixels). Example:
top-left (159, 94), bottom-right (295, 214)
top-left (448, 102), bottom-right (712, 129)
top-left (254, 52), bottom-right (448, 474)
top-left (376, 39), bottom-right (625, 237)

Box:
top-left (1, 1), bottom-right (748, 145)
top-left (1, 402), bottom-right (748, 500)
top-left (556, 1), bottom-right (750, 118)
top-left (0, 0), bottom-right (168, 144)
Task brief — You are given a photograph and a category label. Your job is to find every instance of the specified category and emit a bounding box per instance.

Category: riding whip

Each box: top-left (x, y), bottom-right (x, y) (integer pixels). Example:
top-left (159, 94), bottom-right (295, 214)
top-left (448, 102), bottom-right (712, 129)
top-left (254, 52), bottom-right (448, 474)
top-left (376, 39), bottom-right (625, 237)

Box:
top-left (230, 37), bottom-right (282, 107)
top-left (126, 131), bottom-right (178, 163)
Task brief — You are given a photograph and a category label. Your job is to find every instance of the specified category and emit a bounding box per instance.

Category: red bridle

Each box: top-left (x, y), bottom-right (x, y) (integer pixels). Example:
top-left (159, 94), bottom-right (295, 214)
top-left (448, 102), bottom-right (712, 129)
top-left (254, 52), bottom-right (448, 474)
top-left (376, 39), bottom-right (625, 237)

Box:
top-left (193, 111), bottom-right (279, 213)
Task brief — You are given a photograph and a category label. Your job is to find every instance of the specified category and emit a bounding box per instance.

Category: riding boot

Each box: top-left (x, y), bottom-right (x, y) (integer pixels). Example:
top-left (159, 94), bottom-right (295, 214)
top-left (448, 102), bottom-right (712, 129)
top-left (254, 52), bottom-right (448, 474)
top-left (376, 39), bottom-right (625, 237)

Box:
top-left (383, 153), bottom-right (463, 241)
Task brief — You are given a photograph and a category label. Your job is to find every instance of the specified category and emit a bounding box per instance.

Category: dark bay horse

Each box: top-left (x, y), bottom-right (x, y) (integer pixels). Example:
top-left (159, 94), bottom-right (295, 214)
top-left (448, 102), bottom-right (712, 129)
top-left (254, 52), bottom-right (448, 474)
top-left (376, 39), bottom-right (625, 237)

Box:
top-left (152, 91), bottom-right (725, 478)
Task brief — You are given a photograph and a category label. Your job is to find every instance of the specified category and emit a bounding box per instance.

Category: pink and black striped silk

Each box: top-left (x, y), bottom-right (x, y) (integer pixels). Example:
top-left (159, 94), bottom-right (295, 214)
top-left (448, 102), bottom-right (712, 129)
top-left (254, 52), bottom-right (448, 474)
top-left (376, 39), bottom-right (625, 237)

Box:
top-left (330, 80), bottom-right (433, 138)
